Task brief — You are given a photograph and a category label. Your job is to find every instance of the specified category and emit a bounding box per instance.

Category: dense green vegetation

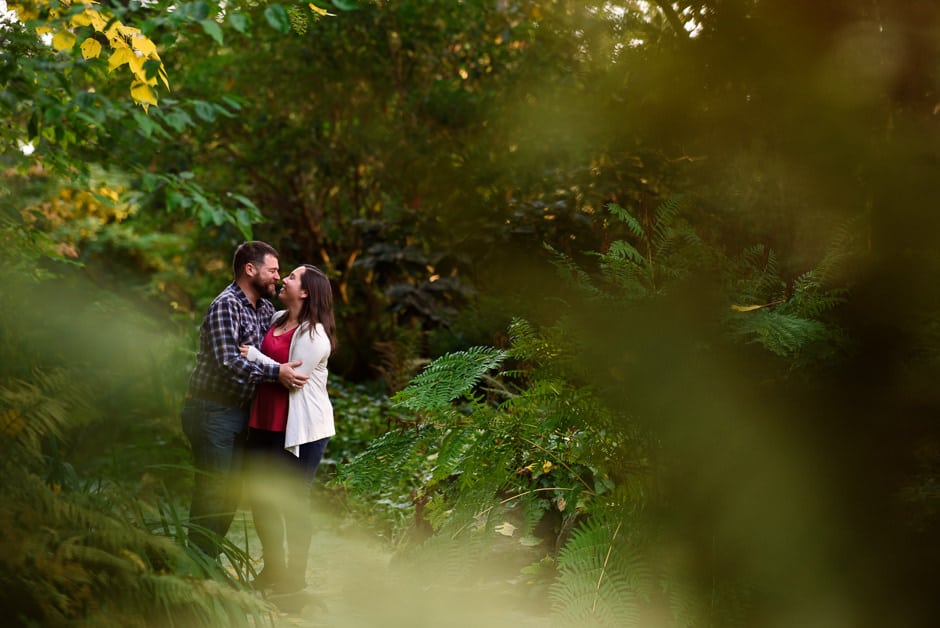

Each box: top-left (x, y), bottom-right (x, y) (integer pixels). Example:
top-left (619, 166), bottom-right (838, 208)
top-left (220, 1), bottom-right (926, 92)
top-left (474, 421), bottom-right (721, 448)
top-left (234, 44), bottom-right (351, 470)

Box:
top-left (2, 0), bottom-right (939, 626)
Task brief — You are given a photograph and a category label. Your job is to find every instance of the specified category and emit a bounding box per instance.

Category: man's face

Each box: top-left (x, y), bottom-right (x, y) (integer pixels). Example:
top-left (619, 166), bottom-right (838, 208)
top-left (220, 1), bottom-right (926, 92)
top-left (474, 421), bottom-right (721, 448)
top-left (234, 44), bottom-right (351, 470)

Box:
top-left (249, 254), bottom-right (280, 298)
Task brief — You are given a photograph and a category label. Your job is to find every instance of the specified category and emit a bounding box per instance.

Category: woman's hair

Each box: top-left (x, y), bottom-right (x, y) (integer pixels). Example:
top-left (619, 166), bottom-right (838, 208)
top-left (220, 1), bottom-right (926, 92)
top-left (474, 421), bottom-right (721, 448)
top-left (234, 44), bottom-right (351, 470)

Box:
top-left (275, 265), bottom-right (337, 351)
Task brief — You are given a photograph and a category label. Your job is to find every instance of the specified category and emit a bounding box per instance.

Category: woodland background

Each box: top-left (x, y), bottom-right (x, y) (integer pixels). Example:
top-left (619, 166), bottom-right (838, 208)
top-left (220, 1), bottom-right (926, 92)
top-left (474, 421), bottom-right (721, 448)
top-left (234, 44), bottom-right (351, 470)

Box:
top-left (1, 1), bottom-right (938, 626)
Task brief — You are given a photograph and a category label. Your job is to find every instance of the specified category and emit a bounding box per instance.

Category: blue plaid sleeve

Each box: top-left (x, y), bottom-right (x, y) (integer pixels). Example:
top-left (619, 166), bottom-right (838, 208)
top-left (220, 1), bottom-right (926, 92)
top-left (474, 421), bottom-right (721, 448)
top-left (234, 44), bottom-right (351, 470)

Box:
top-left (204, 295), bottom-right (279, 387)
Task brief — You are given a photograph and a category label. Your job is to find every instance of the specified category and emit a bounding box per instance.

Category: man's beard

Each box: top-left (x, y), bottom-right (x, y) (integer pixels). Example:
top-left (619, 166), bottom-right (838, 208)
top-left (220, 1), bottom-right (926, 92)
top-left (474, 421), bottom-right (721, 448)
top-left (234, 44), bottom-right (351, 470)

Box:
top-left (252, 275), bottom-right (276, 299)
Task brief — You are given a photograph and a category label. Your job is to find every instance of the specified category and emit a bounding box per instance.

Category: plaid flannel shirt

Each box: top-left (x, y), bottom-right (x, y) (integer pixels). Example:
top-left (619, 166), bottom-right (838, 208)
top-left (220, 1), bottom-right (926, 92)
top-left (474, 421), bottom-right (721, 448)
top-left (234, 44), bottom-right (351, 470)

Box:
top-left (187, 282), bottom-right (280, 407)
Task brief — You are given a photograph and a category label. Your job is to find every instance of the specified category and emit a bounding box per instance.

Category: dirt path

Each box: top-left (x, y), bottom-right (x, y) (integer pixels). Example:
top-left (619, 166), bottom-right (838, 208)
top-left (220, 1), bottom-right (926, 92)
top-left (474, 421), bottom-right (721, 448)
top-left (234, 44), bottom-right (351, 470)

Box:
top-left (226, 506), bottom-right (552, 628)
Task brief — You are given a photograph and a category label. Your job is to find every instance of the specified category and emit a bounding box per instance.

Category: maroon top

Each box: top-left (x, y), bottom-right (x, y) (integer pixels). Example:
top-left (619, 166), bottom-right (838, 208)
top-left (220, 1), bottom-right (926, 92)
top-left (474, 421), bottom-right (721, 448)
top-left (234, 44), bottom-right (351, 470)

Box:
top-left (248, 326), bottom-right (297, 432)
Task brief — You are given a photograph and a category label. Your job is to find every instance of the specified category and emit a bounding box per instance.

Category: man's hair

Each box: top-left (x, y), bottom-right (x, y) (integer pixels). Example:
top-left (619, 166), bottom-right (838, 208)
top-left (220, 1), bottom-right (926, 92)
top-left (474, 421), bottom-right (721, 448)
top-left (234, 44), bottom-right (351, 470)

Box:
top-left (232, 241), bottom-right (278, 278)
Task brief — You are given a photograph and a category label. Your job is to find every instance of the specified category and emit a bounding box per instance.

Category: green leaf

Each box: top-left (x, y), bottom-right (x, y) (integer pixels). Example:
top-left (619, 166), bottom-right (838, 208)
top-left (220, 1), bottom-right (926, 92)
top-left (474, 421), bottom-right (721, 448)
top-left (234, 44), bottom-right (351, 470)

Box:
top-left (200, 19), bottom-right (224, 45)
top-left (192, 100), bottom-right (216, 122)
top-left (191, 1), bottom-right (211, 21)
top-left (161, 109), bottom-right (195, 133)
top-left (264, 5), bottom-right (291, 33)
top-left (228, 13), bottom-right (249, 34)
top-left (133, 110), bottom-right (156, 138)
top-left (142, 58), bottom-right (163, 82)
top-left (214, 102), bottom-right (237, 118)
top-left (165, 190), bottom-right (189, 211)
top-left (330, 0), bottom-right (361, 10)
top-left (141, 172), bottom-right (162, 191)
top-left (220, 95), bottom-right (243, 111)
top-left (228, 193), bottom-right (258, 210)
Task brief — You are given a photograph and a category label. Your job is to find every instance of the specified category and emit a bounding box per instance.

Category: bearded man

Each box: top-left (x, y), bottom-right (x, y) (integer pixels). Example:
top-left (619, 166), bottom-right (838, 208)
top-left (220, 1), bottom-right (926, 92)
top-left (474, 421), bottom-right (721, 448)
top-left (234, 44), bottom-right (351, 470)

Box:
top-left (181, 240), bottom-right (308, 558)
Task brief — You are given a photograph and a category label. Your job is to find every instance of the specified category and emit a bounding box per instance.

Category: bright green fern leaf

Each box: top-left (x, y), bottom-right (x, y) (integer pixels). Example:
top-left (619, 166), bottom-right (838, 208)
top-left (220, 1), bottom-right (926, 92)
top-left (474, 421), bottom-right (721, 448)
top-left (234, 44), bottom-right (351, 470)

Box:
top-left (392, 346), bottom-right (507, 412)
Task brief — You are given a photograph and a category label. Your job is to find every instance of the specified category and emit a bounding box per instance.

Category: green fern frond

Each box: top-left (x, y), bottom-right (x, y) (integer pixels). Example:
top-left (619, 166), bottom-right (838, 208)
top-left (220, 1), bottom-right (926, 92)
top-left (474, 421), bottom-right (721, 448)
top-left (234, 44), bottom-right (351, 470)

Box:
top-left (0, 375), bottom-right (75, 468)
top-left (785, 288), bottom-right (848, 319)
top-left (607, 203), bottom-right (645, 239)
top-left (812, 216), bottom-right (859, 287)
top-left (339, 428), bottom-right (429, 495)
top-left (546, 243), bottom-right (608, 301)
top-left (520, 490), bottom-right (552, 537)
top-left (431, 426), bottom-right (482, 484)
top-left (605, 240), bottom-right (647, 267)
top-left (392, 346), bottom-right (507, 412)
top-left (731, 244), bottom-right (783, 302)
top-left (508, 317), bottom-right (573, 368)
top-left (401, 517), bottom-right (496, 584)
top-left (0, 468), bottom-right (270, 626)
top-left (551, 515), bottom-right (650, 627)
top-left (651, 197), bottom-right (683, 248)
top-left (733, 311), bottom-right (829, 357)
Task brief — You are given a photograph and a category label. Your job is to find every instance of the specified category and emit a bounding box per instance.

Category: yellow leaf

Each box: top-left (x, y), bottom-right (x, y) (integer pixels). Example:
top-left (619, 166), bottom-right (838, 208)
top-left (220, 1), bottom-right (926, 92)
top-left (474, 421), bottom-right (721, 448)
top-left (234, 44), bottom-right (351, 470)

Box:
top-left (105, 21), bottom-right (140, 42)
top-left (308, 3), bottom-right (334, 17)
top-left (128, 53), bottom-right (147, 81)
top-left (70, 10), bottom-right (93, 27)
top-left (108, 47), bottom-right (135, 71)
top-left (73, 8), bottom-right (107, 31)
top-left (130, 81), bottom-right (158, 108)
top-left (116, 23), bottom-right (142, 37)
top-left (131, 35), bottom-right (157, 57)
top-left (730, 300), bottom-right (783, 312)
top-left (80, 38), bottom-right (102, 60)
top-left (158, 67), bottom-right (170, 90)
top-left (541, 460), bottom-right (553, 474)
top-left (52, 30), bottom-right (77, 51)
top-left (495, 522), bottom-right (516, 537)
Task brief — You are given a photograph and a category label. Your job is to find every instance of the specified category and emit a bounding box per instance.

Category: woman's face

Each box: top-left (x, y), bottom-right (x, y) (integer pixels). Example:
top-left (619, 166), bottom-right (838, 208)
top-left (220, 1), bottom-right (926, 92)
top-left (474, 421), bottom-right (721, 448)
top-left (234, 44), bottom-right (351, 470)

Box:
top-left (278, 266), bottom-right (308, 305)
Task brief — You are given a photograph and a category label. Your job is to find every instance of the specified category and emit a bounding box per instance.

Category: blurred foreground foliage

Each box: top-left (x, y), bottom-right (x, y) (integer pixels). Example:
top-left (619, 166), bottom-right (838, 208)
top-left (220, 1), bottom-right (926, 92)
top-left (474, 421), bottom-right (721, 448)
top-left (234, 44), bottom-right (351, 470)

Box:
top-left (2, 0), bottom-right (940, 626)
top-left (336, 200), bottom-right (924, 627)
top-left (0, 232), bottom-right (276, 625)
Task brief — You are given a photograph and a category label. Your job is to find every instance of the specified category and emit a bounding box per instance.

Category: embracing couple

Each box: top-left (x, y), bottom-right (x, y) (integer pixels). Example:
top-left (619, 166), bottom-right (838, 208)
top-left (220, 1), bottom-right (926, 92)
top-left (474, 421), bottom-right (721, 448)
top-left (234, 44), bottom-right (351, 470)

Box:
top-left (180, 240), bottom-right (335, 596)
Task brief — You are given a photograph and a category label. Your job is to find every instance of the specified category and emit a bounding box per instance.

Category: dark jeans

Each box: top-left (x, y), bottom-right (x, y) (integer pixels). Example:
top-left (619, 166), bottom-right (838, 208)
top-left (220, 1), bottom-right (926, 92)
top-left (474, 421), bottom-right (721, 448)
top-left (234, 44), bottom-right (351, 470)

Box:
top-left (244, 428), bottom-right (329, 582)
top-left (181, 397), bottom-right (249, 558)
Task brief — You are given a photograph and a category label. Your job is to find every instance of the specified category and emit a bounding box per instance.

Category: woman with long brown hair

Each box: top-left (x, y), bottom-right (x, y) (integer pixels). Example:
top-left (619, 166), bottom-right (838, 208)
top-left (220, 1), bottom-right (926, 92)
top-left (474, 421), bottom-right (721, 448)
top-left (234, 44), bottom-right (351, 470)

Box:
top-left (240, 264), bottom-right (336, 596)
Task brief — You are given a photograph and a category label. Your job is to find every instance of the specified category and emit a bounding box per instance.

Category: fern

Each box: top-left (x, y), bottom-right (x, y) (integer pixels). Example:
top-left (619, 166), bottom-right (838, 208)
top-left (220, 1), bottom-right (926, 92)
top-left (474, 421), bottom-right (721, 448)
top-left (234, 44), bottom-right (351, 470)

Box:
top-left (0, 373), bottom-right (84, 471)
top-left (339, 428), bottom-right (429, 495)
top-left (551, 514), bottom-right (649, 627)
top-left (0, 468), bottom-right (273, 626)
top-left (392, 346), bottom-right (508, 412)
top-left (0, 267), bottom-right (275, 625)
top-left (430, 425), bottom-right (481, 483)
top-left (554, 198), bottom-right (706, 301)
top-left (607, 203), bottom-right (645, 239)
top-left (726, 219), bottom-right (860, 363)
top-left (732, 311), bottom-right (830, 357)
top-left (520, 490), bottom-right (552, 538)
top-left (545, 242), bottom-right (608, 302)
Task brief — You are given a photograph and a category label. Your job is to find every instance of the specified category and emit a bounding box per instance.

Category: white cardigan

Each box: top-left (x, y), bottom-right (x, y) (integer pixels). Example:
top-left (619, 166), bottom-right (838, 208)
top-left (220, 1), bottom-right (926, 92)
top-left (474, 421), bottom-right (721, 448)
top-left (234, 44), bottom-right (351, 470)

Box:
top-left (246, 312), bottom-right (335, 456)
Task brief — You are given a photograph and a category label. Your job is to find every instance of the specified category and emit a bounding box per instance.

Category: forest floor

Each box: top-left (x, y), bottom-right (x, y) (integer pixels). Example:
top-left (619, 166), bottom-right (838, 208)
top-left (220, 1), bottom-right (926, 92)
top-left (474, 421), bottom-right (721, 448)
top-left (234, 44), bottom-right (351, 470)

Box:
top-left (223, 501), bottom-right (553, 628)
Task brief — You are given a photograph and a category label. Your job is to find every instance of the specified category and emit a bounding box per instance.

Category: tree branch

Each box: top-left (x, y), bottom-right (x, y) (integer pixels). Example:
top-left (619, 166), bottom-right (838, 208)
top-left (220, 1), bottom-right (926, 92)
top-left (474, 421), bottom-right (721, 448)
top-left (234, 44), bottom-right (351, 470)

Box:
top-left (651, 0), bottom-right (689, 39)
